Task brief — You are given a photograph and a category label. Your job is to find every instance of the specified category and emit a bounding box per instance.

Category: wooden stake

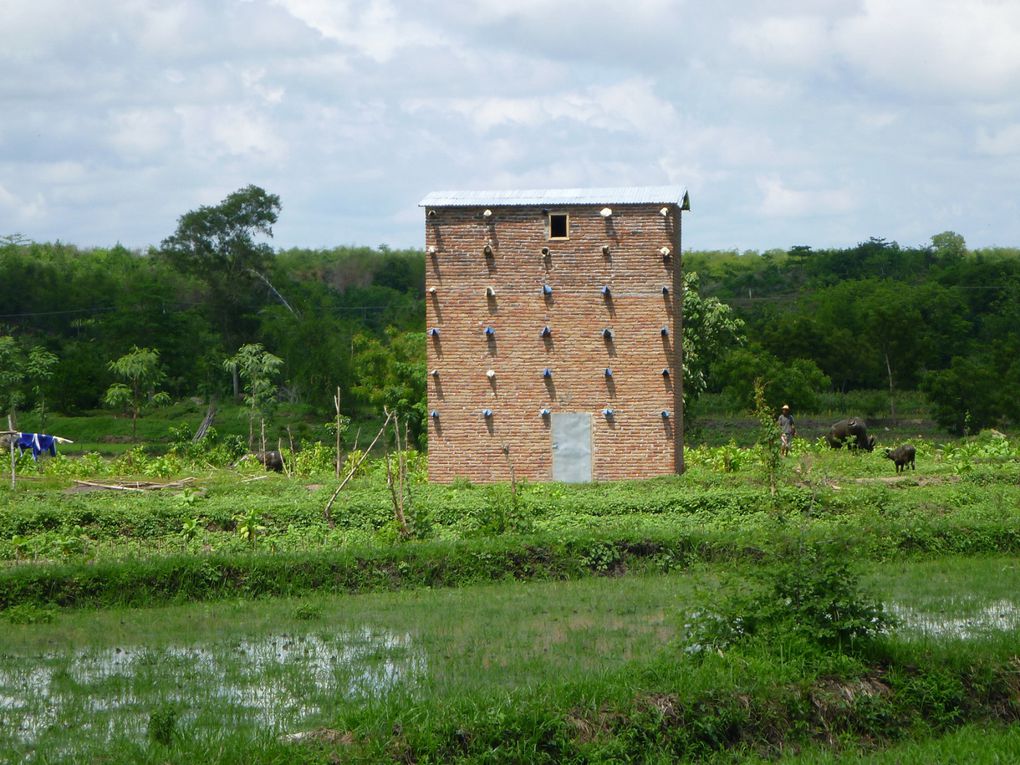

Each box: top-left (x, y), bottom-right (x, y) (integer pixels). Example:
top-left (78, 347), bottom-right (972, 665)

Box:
top-left (334, 386), bottom-right (342, 479)
top-left (286, 426), bottom-right (297, 477)
top-left (7, 416), bottom-right (14, 490)
top-left (384, 411), bottom-right (409, 538)
top-left (277, 437), bottom-right (290, 478)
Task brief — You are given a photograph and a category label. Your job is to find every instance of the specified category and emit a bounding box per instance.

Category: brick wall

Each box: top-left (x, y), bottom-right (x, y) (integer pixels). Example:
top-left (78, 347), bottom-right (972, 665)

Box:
top-left (425, 203), bottom-right (683, 483)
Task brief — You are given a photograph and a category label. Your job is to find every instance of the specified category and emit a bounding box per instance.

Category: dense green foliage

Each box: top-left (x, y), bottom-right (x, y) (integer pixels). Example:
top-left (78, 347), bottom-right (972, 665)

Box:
top-left (0, 199), bottom-right (425, 425)
top-left (682, 538), bottom-right (893, 655)
top-left (687, 234), bottom-right (1020, 431)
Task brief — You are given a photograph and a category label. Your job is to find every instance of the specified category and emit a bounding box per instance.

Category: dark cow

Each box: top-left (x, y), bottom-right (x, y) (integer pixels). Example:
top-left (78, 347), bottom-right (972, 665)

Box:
top-left (884, 444), bottom-right (916, 473)
top-left (256, 450), bottom-right (285, 472)
top-left (232, 450), bottom-right (286, 473)
top-left (826, 418), bottom-right (877, 452)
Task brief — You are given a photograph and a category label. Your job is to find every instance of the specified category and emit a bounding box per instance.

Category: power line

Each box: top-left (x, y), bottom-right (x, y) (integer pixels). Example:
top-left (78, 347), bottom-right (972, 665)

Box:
top-left (0, 302), bottom-right (397, 320)
top-left (714, 284), bottom-right (1020, 306)
top-left (0, 302), bottom-right (200, 319)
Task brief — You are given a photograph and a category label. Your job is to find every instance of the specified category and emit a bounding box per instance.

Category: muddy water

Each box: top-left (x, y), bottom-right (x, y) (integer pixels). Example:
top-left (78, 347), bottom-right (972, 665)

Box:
top-left (0, 628), bottom-right (425, 753)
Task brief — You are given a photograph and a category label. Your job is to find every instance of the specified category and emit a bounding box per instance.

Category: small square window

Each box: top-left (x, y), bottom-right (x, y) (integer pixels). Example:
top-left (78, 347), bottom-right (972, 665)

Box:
top-left (548, 213), bottom-right (569, 239)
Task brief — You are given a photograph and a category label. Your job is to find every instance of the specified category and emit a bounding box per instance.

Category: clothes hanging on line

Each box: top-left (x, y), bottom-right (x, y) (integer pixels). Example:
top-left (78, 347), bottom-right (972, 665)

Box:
top-left (16, 433), bottom-right (58, 460)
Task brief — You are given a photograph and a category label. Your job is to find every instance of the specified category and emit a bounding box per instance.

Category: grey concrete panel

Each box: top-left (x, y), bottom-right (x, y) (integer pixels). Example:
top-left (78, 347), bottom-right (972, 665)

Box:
top-left (551, 413), bottom-right (592, 483)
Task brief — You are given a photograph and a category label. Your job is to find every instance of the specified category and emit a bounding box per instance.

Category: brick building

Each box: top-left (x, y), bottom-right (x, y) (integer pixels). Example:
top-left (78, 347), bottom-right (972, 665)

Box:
top-left (420, 187), bottom-right (690, 483)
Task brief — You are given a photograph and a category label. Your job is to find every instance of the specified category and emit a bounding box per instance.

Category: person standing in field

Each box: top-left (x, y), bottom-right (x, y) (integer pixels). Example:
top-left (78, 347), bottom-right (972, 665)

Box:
top-left (777, 404), bottom-right (796, 457)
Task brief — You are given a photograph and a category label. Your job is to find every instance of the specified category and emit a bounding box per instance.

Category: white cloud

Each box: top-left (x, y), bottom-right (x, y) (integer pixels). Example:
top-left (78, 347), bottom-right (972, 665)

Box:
top-left (729, 75), bottom-right (799, 104)
top-left (176, 105), bottom-right (287, 161)
top-left (404, 78), bottom-right (681, 138)
top-left (0, 182), bottom-right (45, 222)
top-left (3, 0), bottom-right (1020, 250)
top-left (241, 68), bottom-right (286, 105)
top-left (833, 0), bottom-right (1020, 100)
top-left (34, 161), bottom-right (88, 184)
top-left (757, 176), bottom-right (856, 218)
top-left (1, 2), bottom-right (100, 60)
top-left (108, 108), bottom-right (179, 157)
top-left (730, 15), bottom-right (833, 70)
top-left (271, 0), bottom-right (439, 61)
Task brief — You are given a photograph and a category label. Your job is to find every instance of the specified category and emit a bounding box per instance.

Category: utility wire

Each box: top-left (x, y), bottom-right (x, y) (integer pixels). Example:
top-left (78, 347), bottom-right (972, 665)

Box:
top-left (0, 303), bottom-right (397, 319)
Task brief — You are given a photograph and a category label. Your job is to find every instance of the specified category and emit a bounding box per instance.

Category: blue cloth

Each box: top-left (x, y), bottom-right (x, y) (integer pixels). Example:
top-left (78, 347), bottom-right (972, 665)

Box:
top-left (16, 433), bottom-right (58, 460)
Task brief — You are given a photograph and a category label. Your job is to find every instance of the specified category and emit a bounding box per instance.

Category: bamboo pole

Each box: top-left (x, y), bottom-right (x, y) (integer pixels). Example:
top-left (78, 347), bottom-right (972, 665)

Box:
top-left (385, 411), bottom-right (409, 538)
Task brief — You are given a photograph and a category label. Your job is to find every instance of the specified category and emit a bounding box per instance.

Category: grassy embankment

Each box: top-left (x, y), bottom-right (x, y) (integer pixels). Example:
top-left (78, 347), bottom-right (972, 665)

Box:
top-left (2, 431), bottom-right (1020, 607)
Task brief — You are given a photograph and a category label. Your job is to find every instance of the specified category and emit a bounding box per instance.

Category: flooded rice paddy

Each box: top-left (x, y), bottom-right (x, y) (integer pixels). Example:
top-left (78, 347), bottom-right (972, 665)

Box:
top-left (889, 598), bottom-right (1020, 640)
top-left (0, 628), bottom-right (425, 755)
top-left (1, 597), bottom-right (1017, 756)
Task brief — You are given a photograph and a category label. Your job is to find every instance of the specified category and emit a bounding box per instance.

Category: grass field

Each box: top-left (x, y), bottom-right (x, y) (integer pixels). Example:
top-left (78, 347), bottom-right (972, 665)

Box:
top-left (2, 422), bottom-right (1020, 762)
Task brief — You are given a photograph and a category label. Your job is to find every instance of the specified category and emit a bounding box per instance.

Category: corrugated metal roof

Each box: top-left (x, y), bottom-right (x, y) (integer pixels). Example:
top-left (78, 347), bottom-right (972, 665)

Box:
top-left (419, 186), bottom-right (688, 208)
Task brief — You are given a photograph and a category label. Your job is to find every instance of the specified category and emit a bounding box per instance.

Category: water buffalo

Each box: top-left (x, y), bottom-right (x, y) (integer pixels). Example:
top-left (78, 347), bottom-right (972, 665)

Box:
top-left (826, 418), bottom-right (877, 452)
top-left (884, 444), bottom-right (916, 473)
top-left (256, 450), bottom-right (285, 472)
top-left (235, 450), bottom-right (285, 472)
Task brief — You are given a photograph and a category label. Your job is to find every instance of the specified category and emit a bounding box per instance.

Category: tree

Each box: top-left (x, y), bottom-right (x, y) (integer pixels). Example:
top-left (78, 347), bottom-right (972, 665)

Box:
top-left (931, 231), bottom-right (967, 263)
top-left (161, 185), bottom-right (280, 289)
top-left (715, 344), bottom-right (831, 413)
top-left (853, 281), bottom-right (925, 417)
top-left (0, 336), bottom-right (25, 425)
top-left (223, 343), bottom-right (283, 450)
top-left (350, 329), bottom-right (426, 447)
top-left (681, 271), bottom-right (746, 404)
top-left (25, 346), bottom-right (58, 430)
top-left (161, 186), bottom-right (286, 388)
top-left (104, 347), bottom-right (171, 440)
top-left (922, 355), bottom-right (1005, 435)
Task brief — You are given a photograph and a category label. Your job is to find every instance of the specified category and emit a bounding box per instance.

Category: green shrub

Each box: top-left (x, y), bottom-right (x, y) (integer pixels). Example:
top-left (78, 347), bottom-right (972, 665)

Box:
top-left (4, 603), bottom-right (56, 624)
top-left (292, 441), bottom-right (334, 475)
top-left (292, 602), bottom-right (322, 620)
top-left (682, 537), bottom-right (894, 656)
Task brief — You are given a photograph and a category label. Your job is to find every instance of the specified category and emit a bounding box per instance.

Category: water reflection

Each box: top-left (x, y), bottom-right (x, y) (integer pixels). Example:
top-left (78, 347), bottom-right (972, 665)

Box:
top-left (890, 599), bottom-right (1020, 639)
top-left (0, 628), bottom-right (425, 752)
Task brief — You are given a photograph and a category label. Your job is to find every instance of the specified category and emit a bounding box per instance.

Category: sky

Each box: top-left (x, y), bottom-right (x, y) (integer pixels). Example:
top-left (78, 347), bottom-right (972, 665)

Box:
top-left (3, 0), bottom-right (1020, 253)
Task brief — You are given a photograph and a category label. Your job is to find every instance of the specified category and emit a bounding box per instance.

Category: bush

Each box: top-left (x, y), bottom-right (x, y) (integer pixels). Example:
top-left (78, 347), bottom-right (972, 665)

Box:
top-left (715, 344), bottom-right (831, 412)
top-left (292, 441), bottom-right (335, 475)
top-left (681, 537), bottom-right (894, 656)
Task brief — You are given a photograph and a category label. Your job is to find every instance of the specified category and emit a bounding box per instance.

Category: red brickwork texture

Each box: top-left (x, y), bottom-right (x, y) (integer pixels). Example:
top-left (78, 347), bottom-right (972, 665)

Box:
top-left (425, 203), bottom-right (683, 483)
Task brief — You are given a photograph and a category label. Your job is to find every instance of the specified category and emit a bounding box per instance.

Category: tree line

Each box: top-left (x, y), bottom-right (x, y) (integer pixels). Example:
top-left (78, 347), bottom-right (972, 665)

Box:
top-left (0, 187), bottom-right (425, 442)
top-left (2, 186), bottom-right (1017, 439)
top-left (687, 233), bottom-right (1020, 433)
